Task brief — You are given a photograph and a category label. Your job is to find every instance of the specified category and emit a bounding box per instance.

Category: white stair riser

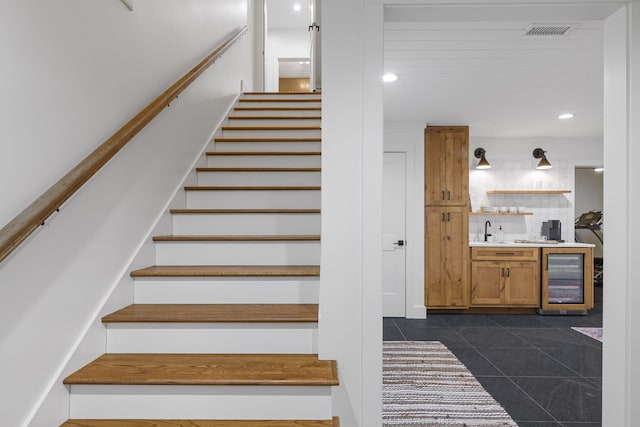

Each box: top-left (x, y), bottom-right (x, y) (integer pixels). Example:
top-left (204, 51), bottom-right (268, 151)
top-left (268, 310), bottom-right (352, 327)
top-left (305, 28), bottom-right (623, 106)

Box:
top-left (172, 213), bottom-right (320, 235)
top-left (237, 101), bottom-right (321, 108)
top-left (134, 277), bottom-right (320, 304)
top-left (207, 155), bottom-right (321, 168)
top-left (214, 142), bottom-right (321, 152)
top-left (197, 171), bottom-right (320, 186)
top-left (69, 385), bottom-right (332, 419)
top-left (233, 109), bottom-right (321, 117)
top-left (106, 323), bottom-right (317, 354)
top-left (186, 190), bottom-right (321, 209)
top-left (220, 129), bottom-right (321, 138)
top-left (227, 118), bottom-right (321, 126)
top-left (155, 241), bottom-right (320, 266)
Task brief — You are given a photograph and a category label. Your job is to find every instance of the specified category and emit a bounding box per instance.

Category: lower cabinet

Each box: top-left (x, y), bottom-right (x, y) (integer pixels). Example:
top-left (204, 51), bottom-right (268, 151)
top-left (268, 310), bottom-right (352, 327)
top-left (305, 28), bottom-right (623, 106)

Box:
top-left (470, 247), bottom-right (540, 307)
top-left (425, 206), bottom-right (469, 308)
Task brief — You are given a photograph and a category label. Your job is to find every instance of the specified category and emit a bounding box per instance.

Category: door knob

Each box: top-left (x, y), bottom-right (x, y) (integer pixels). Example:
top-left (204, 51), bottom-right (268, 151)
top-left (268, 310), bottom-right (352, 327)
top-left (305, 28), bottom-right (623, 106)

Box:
top-left (395, 240), bottom-right (405, 246)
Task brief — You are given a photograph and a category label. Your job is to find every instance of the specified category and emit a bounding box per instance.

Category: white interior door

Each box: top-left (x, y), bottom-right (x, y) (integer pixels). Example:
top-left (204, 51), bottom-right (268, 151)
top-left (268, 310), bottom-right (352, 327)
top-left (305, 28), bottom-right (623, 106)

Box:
top-left (382, 152), bottom-right (407, 317)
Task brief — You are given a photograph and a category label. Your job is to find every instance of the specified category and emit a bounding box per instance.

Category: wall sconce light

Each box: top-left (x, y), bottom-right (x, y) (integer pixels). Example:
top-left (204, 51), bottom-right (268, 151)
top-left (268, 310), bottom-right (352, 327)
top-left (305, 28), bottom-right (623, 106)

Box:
top-left (474, 148), bottom-right (491, 169)
top-left (533, 148), bottom-right (552, 170)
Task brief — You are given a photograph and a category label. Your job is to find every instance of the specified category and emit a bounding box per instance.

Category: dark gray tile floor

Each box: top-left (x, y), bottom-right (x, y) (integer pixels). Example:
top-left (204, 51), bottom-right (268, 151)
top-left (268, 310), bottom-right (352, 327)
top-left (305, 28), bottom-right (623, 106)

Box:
top-left (383, 286), bottom-right (603, 427)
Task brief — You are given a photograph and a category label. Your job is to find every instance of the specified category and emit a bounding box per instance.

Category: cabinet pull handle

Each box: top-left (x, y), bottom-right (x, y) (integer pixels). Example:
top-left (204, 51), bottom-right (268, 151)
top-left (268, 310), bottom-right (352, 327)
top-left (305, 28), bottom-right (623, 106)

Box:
top-left (447, 190), bottom-right (451, 200)
top-left (447, 212), bottom-right (451, 222)
top-left (506, 268), bottom-right (510, 277)
top-left (442, 212), bottom-right (445, 222)
top-left (442, 190), bottom-right (446, 200)
top-left (501, 268), bottom-right (505, 277)
top-left (496, 252), bottom-right (515, 256)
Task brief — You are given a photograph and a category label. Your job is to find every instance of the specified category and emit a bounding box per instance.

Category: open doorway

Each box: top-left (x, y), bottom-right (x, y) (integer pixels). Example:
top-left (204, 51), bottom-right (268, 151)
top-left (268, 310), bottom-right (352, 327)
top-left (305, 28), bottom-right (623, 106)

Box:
top-left (575, 167), bottom-right (604, 286)
top-left (264, 0), bottom-right (319, 92)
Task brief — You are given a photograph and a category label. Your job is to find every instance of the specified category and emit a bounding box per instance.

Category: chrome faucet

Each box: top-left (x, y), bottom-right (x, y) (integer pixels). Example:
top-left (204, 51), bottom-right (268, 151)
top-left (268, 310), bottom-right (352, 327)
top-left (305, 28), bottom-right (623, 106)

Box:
top-left (484, 220), bottom-right (492, 242)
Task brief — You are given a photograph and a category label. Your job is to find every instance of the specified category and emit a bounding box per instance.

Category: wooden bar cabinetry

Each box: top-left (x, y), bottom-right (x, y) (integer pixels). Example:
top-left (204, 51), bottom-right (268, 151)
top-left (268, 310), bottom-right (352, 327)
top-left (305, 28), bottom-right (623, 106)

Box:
top-left (424, 126), bottom-right (469, 308)
top-left (470, 247), bottom-right (540, 307)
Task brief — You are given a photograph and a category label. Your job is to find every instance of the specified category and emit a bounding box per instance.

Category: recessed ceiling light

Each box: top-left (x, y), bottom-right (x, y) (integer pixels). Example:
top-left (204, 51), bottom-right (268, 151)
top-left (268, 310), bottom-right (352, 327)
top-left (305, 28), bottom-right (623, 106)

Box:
top-left (594, 167), bottom-right (604, 172)
top-left (383, 73), bottom-right (398, 83)
top-left (558, 113), bottom-right (574, 119)
top-left (293, 3), bottom-right (301, 11)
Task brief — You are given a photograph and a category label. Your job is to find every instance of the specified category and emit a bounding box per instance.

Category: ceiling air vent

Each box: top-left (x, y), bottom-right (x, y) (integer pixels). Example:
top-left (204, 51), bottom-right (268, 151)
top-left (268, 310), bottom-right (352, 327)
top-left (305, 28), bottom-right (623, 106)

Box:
top-left (521, 24), bottom-right (575, 37)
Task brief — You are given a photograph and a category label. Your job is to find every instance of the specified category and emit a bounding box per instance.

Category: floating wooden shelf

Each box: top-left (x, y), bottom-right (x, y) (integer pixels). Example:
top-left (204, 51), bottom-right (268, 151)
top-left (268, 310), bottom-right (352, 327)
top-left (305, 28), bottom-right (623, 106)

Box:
top-left (486, 190), bottom-right (572, 195)
top-left (470, 212), bottom-right (533, 216)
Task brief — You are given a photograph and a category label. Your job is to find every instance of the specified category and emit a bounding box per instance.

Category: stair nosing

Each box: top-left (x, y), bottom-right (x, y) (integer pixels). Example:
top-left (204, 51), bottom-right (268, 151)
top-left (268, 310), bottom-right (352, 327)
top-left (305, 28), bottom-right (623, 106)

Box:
top-left (206, 151), bottom-right (321, 156)
top-left (130, 265), bottom-right (321, 277)
top-left (238, 99), bottom-right (321, 103)
top-left (214, 137), bottom-right (321, 142)
top-left (102, 303), bottom-right (319, 323)
top-left (62, 420), bottom-right (338, 427)
top-left (153, 235), bottom-right (321, 242)
top-left (228, 116), bottom-right (322, 120)
top-left (234, 107), bottom-right (322, 111)
top-left (169, 209), bottom-right (321, 214)
top-left (184, 186), bottom-right (320, 191)
top-left (243, 91), bottom-right (321, 95)
top-left (63, 353), bottom-right (338, 386)
top-left (195, 167), bottom-right (320, 172)
top-left (221, 126), bottom-right (321, 131)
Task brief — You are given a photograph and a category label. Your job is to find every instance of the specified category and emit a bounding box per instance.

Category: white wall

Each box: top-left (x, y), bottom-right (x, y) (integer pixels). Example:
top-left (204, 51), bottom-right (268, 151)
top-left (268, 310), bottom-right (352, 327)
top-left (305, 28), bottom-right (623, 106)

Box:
top-left (0, 2), bottom-right (253, 425)
top-left (320, 1), bottom-right (383, 425)
top-left (575, 168), bottom-right (604, 215)
top-left (602, 4), bottom-right (640, 425)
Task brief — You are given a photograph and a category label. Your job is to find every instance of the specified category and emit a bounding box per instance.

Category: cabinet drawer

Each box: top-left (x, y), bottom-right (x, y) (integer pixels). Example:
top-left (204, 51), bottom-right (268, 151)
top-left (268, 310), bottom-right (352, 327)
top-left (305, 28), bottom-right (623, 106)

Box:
top-left (471, 247), bottom-right (539, 261)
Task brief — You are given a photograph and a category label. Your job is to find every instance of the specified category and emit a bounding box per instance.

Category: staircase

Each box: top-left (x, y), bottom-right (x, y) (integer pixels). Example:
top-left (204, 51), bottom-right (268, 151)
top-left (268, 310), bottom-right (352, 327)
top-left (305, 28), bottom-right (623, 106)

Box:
top-left (61, 92), bottom-right (339, 426)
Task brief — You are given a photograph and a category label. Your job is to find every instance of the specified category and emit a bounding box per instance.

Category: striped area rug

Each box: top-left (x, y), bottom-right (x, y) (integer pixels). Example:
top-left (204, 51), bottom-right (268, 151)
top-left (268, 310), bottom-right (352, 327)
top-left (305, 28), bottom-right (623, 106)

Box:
top-left (383, 341), bottom-right (517, 426)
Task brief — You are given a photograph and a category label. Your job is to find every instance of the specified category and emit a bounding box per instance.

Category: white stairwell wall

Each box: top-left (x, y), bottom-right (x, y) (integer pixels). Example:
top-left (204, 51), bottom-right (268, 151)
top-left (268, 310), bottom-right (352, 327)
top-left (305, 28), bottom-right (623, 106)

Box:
top-left (0, 2), bottom-right (256, 426)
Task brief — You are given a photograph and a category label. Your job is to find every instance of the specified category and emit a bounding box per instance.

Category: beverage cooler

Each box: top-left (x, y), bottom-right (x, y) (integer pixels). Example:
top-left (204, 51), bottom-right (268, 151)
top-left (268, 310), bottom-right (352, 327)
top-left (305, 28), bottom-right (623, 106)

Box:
top-left (539, 247), bottom-right (594, 314)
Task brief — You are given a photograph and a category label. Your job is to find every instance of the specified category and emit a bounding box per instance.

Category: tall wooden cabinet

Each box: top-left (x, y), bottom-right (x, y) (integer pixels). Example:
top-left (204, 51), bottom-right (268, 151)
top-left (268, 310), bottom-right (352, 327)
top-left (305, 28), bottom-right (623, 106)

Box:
top-left (424, 126), bottom-right (469, 308)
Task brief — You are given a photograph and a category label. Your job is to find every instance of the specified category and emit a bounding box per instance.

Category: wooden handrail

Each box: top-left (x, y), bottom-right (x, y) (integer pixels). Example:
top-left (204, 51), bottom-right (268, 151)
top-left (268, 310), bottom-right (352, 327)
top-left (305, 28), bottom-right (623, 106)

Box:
top-left (0, 25), bottom-right (249, 264)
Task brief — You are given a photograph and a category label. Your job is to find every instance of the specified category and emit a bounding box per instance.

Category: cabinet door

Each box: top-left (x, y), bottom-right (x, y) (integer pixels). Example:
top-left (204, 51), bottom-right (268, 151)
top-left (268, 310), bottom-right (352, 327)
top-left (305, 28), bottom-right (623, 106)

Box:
top-left (425, 127), bottom-right (469, 206)
top-left (471, 261), bottom-right (503, 305)
top-left (424, 128), bottom-right (447, 205)
top-left (443, 128), bottom-right (469, 206)
top-left (505, 262), bottom-right (539, 306)
top-left (425, 207), bottom-right (445, 307)
top-left (444, 207), bottom-right (469, 307)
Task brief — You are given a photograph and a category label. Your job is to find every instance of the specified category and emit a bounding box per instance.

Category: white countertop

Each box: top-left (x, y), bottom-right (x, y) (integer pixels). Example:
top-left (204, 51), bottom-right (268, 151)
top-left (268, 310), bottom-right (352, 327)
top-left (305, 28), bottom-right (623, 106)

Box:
top-left (470, 241), bottom-right (595, 248)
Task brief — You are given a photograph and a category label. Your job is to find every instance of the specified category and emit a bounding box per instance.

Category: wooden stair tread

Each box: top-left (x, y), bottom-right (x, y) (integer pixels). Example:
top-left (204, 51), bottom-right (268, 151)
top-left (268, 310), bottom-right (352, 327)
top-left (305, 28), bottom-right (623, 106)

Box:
top-left (214, 137), bottom-right (321, 142)
top-left (184, 186), bottom-right (320, 191)
top-left (102, 304), bottom-right (318, 323)
top-left (221, 126), bottom-right (321, 131)
top-left (62, 418), bottom-right (338, 427)
top-left (153, 235), bottom-right (320, 241)
top-left (238, 99), bottom-right (321, 103)
top-left (195, 167), bottom-right (321, 172)
top-left (169, 209), bottom-right (321, 214)
top-left (206, 151), bottom-right (321, 156)
top-left (130, 265), bottom-right (320, 277)
top-left (228, 116), bottom-right (322, 120)
top-left (63, 353), bottom-right (338, 386)
top-left (243, 91), bottom-right (322, 95)
top-left (234, 107), bottom-right (321, 111)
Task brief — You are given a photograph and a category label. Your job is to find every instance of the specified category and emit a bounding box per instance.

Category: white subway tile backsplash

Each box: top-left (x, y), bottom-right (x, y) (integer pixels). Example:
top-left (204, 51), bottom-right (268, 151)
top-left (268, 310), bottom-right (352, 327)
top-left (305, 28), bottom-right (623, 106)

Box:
top-left (469, 159), bottom-right (574, 242)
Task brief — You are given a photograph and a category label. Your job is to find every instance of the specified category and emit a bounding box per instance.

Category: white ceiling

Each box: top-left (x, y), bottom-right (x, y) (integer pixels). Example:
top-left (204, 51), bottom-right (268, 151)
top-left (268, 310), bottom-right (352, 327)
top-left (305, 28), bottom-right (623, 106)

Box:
top-left (383, 4), bottom-right (615, 138)
top-left (266, 0), bottom-right (310, 30)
